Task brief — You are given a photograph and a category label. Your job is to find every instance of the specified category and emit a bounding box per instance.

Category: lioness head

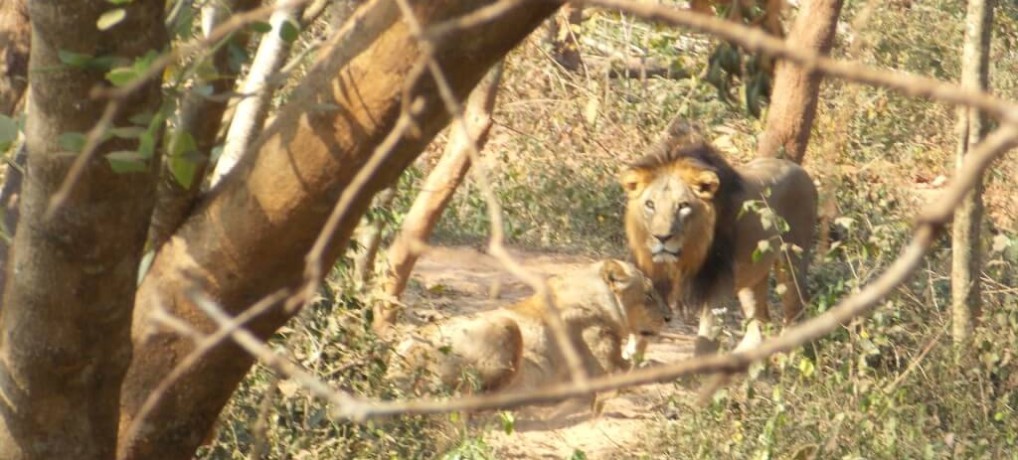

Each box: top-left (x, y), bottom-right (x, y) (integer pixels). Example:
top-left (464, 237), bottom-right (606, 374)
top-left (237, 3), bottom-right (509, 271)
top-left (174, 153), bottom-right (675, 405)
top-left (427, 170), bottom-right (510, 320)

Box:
top-left (598, 259), bottom-right (671, 338)
top-left (620, 153), bottom-right (720, 267)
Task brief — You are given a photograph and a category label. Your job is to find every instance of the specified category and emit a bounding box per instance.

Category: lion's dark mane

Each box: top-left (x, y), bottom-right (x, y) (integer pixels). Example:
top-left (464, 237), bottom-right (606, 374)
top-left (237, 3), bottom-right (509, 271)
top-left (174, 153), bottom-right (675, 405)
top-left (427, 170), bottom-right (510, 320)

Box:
top-left (631, 136), bottom-right (745, 308)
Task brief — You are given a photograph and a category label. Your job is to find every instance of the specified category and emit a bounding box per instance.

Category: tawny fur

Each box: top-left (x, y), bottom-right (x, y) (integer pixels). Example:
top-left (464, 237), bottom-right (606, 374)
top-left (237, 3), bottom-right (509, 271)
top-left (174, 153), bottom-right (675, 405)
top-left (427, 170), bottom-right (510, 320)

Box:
top-left (620, 134), bottom-right (817, 355)
top-left (386, 260), bottom-right (670, 400)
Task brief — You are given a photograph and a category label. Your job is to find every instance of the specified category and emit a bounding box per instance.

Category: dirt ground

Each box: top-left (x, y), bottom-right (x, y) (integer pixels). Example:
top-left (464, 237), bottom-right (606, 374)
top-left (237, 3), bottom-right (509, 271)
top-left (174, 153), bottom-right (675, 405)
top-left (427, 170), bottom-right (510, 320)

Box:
top-left (402, 246), bottom-right (703, 459)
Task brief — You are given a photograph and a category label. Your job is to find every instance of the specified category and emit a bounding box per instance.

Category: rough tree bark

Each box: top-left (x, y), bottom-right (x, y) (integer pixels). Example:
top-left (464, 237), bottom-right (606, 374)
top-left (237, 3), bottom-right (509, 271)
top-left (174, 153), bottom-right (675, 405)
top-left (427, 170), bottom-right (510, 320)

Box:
top-left (147, 0), bottom-right (260, 250)
top-left (116, 1), bottom-right (559, 459)
top-left (0, 0), bottom-right (166, 458)
top-left (208, 0), bottom-right (308, 187)
top-left (756, 0), bottom-right (843, 163)
top-left (374, 61), bottom-right (504, 330)
top-left (952, 0), bottom-right (993, 345)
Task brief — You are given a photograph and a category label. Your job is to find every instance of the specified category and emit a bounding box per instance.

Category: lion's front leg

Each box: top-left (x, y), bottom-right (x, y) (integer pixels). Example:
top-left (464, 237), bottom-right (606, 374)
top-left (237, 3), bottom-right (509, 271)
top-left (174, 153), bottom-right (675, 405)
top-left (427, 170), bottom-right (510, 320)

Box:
top-left (733, 279), bottom-right (770, 353)
top-left (693, 305), bottom-right (720, 356)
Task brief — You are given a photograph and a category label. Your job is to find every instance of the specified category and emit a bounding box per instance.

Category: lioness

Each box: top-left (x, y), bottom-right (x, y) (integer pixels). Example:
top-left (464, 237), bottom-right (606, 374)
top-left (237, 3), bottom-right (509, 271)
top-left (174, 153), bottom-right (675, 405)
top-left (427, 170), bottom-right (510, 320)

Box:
top-left (620, 122), bottom-right (817, 355)
top-left (387, 259), bottom-right (671, 399)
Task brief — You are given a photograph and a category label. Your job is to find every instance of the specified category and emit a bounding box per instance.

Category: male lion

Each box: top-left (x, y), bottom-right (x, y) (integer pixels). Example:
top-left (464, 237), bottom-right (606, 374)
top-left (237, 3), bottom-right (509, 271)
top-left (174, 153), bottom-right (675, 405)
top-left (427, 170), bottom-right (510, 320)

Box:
top-left (387, 259), bottom-right (671, 403)
top-left (619, 122), bottom-right (817, 356)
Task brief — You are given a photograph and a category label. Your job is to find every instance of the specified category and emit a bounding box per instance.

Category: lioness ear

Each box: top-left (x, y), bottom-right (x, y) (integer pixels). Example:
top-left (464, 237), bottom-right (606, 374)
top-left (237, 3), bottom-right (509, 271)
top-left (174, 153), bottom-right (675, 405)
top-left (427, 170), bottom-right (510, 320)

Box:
top-left (600, 259), bottom-right (631, 292)
top-left (619, 168), bottom-right (649, 198)
top-left (693, 170), bottom-right (720, 200)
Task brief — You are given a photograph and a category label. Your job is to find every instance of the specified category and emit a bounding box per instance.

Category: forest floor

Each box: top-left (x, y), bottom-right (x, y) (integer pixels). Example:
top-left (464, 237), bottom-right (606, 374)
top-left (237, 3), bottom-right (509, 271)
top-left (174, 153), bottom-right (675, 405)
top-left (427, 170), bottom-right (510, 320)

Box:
top-left (401, 246), bottom-right (703, 459)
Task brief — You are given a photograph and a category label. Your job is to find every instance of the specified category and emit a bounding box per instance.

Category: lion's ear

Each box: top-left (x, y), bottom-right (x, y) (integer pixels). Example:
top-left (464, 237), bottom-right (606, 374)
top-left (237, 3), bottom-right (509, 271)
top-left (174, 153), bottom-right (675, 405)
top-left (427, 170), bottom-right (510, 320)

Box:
top-left (693, 170), bottom-right (720, 200)
top-left (600, 259), bottom-right (632, 292)
top-left (619, 168), bottom-right (650, 198)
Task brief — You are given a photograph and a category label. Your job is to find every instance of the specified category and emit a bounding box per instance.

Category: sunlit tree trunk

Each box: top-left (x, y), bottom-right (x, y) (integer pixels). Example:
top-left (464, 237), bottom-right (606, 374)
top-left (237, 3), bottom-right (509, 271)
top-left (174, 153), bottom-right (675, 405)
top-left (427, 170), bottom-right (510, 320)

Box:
top-left (952, 0), bottom-right (993, 346)
top-left (757, 0), bottom-right (843, 163)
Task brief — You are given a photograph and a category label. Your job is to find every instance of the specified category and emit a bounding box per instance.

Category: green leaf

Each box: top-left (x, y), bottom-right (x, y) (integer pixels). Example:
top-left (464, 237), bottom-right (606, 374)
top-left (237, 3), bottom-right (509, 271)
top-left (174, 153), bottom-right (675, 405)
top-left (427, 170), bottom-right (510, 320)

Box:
top-left (58, 132), bottom-right (87, 152)
top-left (499, 411), bottom-right (515, 435)
top-left (279, 19), bottom-right (300, 43)
top-left (58, 50), bottom-right (95, 68)
top-left (0, 115), bottom-right (18, 152)
top-left (137, 131), bottom-right (156, 158)
top-left (752, 240), bottom-right (770, 263)
top-left (250, 21), bottom-right (272, 33)
top-left (105, 50), bottom-right (158, 87)
top-left (97, 8), bottom-right (127, 30)
top-left (106, 0), bottom-right (133, 4)
top-left (167, 131), bottom-right (200, 188)
top-left (172, 4), bottom-right (195, 39)
top-left (106, 67), bottom-right (137, 87)
top-left (106, 150), bottom-right (149, 173)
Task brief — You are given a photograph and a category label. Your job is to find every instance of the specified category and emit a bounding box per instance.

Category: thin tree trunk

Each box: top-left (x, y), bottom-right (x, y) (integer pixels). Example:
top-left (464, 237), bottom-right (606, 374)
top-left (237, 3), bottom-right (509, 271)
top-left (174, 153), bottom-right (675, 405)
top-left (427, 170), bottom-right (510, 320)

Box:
top-left (952, 0), bottom-right (993, 346)
top-left (147, 0), bottom-right (260, 251)
top-left (209, 0), bottom-right (308, 187)
top-left (756, 0), bottom-right (843, 163)
top-left (375, 61), bottom-right (504, 330)
top-left (0, 0), bottom-right (166, 458)
top-left (351, 186), bottom-right (397, 289)
top-left (117, 2), bottom-right (559, 458)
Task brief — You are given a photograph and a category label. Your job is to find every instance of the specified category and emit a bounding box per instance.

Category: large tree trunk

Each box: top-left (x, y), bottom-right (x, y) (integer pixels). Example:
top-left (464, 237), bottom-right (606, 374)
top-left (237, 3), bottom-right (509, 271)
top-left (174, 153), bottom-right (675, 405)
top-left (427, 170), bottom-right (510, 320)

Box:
top-left (147, 0), bottom-right (260, 250)
top-left (951, 0), bottom-right (993, 346)
top-left (756, 0), bottom-right (843, 163)
top-left (0, 0), bottom-right (166, 458)
top-left (374, 60), bottom-right (503, 330)
top-left (116, 1), bottom-right (559, 459)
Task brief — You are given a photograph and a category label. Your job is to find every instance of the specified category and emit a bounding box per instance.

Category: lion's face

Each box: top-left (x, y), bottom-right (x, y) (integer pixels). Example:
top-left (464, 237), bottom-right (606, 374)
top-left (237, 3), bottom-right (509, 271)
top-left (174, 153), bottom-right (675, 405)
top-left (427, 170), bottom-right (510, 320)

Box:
top-left (599, 260), bottom-right (672, 337)
top-left (620, 160), bottom-right (720, 265)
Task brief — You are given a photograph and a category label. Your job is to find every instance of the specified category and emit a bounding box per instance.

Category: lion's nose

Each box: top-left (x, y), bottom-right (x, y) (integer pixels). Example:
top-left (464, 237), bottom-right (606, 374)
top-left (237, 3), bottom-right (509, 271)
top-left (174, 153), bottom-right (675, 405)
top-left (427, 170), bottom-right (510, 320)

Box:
top-left (652, 234), bottom-right (670, 244)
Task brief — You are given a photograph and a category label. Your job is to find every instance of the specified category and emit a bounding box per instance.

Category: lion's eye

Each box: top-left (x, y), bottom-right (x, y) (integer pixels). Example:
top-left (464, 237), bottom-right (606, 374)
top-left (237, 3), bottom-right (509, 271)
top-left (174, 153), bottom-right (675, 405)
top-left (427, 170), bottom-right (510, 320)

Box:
top-left (644, 200), bottom-right (655, 212)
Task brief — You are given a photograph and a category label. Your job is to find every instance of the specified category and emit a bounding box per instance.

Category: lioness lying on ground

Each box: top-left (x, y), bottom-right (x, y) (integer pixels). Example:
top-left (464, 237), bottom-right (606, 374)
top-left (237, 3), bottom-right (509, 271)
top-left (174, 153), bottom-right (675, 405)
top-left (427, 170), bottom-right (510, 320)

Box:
top-left (387, 259), bottom-right (671, 402)
top-left (620, 121), bottom-right (817, 355)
